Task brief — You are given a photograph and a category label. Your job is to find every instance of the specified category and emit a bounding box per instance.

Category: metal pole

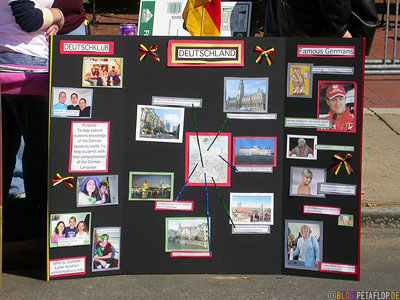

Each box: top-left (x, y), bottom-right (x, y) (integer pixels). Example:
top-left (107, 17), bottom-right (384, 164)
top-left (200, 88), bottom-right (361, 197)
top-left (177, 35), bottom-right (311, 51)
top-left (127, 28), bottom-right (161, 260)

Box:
top-left (366, 59), bottom-right (400, 64)
top-left (393, 0), bottom-right (399, 63)
top-left (384, 0), bottom-right (391, 64)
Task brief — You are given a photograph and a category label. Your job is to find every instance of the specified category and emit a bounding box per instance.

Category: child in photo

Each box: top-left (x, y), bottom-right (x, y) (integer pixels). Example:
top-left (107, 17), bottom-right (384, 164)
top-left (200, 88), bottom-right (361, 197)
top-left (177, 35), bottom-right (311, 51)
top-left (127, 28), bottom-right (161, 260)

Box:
top-left (297, 169), bottom-right (312, 195)
top-left (65, 216), bottom-right (77, 238)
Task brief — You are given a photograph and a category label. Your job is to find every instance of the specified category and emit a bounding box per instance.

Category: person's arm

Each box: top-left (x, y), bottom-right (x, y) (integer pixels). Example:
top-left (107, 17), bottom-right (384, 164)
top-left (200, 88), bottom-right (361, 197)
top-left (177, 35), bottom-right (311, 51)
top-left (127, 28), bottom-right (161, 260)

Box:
top-left (9, 0), bottom-right (64, 32)
top-left (313, 237), bottom-right (319, 265)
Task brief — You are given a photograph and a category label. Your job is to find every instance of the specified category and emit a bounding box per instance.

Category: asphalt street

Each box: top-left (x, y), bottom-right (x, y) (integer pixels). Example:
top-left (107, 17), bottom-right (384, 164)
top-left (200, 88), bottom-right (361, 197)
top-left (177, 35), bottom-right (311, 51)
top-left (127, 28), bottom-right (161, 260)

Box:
top-left (0, 227), bottom-right (398, 300)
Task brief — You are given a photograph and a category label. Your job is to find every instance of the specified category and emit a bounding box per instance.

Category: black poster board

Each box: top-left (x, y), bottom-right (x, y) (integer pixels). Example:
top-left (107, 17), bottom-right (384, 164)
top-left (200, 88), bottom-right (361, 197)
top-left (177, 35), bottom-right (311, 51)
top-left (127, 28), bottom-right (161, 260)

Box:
top-left (47, 36), bottom-right (363, 280)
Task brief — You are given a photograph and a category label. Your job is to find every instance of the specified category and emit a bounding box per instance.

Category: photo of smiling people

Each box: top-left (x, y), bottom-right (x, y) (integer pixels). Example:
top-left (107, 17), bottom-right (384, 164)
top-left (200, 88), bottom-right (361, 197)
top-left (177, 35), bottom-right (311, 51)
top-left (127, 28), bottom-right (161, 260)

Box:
top-left (92, 227), bottom-right (121, 272)
top-left (285, 220), bottom-right (323, 271)
top-left (77, 175), bottom-right (118, 207)
top-left (50, 213), bottom-right (91, 248)
top-left (51, 87), bottom-right (93, 118)
top-left (317, 81), bottom-right (357, 133)
top-left (82, 57), bottom-right (123, 88)
top-left (289, 167), bottom-right (326, 198)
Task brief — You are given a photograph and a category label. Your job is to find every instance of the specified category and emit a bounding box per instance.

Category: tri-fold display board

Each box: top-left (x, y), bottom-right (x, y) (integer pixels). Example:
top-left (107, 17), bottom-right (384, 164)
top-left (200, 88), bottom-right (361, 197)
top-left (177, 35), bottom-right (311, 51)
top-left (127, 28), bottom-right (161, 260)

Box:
top-left (48, 36), bottom-right (363, 280)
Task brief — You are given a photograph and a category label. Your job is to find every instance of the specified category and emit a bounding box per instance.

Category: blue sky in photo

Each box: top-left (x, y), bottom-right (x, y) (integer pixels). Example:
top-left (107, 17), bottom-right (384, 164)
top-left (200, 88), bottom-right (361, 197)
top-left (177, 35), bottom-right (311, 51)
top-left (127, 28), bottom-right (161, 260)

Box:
top-left (231, 194), bottom-right (272, 208)
top-left (235, 138), bottom-right (275, 154)
top-left (225, 79), bottom-right (268, 99)
top-left (152, 107), bottom-right (182, 126)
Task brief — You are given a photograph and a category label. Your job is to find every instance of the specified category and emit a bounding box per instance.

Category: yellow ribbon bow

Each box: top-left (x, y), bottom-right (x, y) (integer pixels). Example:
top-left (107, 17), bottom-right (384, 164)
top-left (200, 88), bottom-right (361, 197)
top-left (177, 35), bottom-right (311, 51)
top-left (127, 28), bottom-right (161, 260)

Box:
top-left (254, 46), bottom-right (275, 66)
top-left (331, 154), bottom-right (353, 175)
top-left (52, 173), bottom-right (75, 189)
top-left (139, 44), bottom-right (160, 62)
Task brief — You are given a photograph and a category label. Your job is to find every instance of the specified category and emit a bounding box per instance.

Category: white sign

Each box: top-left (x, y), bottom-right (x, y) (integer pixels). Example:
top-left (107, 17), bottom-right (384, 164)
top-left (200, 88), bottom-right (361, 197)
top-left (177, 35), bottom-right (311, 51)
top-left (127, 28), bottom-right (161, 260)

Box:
top-left (69, 122), bottom-right (110, 172)
top-left (303, 205), bottom-right (341, 216)
top-left (227, 113), bottom-right (277, 120)
top-left (232, 224), bottom-right (270, 234)
top-left (155, 201), bottom-right (194, 211)
top-left (49, 257), bottom-right (86, 278)
top-left (315, 144), bottom-right (355, 152)
top-left (152, 96), bottom-right (202, 108)
top-left (318, 183), bottom-right (357, 196)
top-left (320, 262), bottom-right (357, 274)
top-left (138, 0), bottom-right (252, 37)
top-left (236, 166), bottom-right (273, 173)
top-left (285, 118), bottom-right (331, 129)
top-left (170, 252), bottom-right (212, 257)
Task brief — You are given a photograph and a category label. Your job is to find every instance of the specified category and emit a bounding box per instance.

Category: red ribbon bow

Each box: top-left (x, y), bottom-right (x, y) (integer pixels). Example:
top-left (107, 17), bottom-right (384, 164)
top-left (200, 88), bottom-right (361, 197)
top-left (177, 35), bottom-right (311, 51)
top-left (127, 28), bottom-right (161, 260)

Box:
top-left (139, 44), bottom-right (160, 62)
top-left (253, 46), bottom-right (275, 66)
top-left (330, 154), bottom-right (353, 175)
top-left (52, 173), bottom-right (75, 189)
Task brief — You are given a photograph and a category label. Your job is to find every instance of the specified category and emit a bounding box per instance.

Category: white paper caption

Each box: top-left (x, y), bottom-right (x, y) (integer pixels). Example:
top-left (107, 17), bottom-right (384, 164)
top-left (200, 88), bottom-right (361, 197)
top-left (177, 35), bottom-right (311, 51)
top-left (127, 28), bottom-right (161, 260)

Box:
top-left (170, 252), bottom-right (212, 257)
top-left (312, 66), bottom-right (354, 75)
top-left (53, 110), bottom-right (80, 117)
top-left (49, 257), bottom-right (85, 277)
top-left (232, 224), bottom-right (270, 234)
top-left (298, 46), bottom-right (355, 57)
top-left (303, 205), bottom-right (341, 216)
top-left (227, 113), bottom-right (277, 120)
top-left (315, 144), bottom-right (354, 152)
top-left (152, 96), bottom-right (202, 108)
top-left (155, 201), bottom-right (194, 211)
top-left (320, 262), bottom-right (356, 274)
top-left (57, 237), bottom-right (88, 247)
top-left (285, 118), bottom-right (330, 128)
top-left (236, 166), bottom-right (273, 173)
top-left (318, 183), bottom-right (357, 195)
top-left (70, 122), bottom-right (109, 172)
top-left (177, 48), bottom-right (237, 59)
top-left (63, 43), bottom-right (111, 53)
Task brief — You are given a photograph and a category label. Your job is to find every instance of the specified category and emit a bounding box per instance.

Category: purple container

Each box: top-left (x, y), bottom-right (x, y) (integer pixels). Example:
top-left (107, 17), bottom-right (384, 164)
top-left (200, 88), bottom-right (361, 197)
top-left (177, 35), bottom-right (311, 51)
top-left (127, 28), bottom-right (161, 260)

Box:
top-left (119, 24), bottom-right (137, 36)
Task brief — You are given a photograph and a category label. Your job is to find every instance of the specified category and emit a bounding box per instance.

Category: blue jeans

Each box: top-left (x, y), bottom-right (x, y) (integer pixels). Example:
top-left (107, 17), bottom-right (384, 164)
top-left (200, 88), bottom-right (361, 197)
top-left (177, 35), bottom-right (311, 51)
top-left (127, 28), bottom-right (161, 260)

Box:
top-left (0, 50), bottom-right (48, 66)
top-left (0, 50), bottom-right (48, 204)
top-left (9, 137), bottom-right (25, 197)
top-left (64, 22), bottom-right (87, 35)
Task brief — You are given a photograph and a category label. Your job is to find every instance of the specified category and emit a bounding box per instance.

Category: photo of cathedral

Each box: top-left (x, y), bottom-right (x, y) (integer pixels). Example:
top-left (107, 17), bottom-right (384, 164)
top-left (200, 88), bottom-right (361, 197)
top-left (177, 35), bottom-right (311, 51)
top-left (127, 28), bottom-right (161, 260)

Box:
top-left (224, 77), bottom-right (268, 113)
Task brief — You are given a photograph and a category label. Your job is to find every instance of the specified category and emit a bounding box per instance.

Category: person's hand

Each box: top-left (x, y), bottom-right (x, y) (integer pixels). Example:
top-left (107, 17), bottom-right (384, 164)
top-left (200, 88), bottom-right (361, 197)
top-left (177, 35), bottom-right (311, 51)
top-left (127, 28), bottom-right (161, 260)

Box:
top-left (343, 30), bottom-right (352, 38)
top-left (100, 260), bottom-right (107, 268)
top-left (46, 24), bottom-right (59, 41)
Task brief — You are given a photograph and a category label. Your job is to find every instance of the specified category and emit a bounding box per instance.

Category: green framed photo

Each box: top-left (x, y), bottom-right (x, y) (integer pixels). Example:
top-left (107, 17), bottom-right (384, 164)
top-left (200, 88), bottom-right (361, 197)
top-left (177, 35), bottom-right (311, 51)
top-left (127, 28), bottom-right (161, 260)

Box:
top-left (338, 214), bottom-right (354, 227)
top-left (82, 57), bottom-right (123, 88)
top-left (50, 212), bottom-right (91, 248)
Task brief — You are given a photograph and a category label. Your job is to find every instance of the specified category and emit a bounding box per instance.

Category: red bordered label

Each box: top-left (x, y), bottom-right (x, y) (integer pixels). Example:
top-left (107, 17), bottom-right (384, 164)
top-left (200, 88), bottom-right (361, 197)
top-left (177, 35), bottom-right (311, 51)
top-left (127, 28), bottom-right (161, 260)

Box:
top-left (319, 262), bottom-right (357, 274)
top-left (297, 45), bottom-right (355, 58)
top-left (60, 41), bottom-right (114, 55)
top-left (68, 121), bottom-right (110, 173)
top-left (170, 252), bottom-right (212, 258)
top-left (49, 257), bottom-right (86, 278)
top-left (154, 201), bottom-right (194, 211)
top-left (168, 40), bottom-right (244, 67)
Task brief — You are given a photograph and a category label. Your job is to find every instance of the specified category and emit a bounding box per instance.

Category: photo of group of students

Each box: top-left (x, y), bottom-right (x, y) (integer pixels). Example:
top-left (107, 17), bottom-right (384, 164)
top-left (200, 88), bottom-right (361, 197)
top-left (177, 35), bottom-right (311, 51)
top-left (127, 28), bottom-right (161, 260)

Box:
top-left (51, 87), bottom-right (93, 118)
top-left (77, 175), bottom-right (118, 207)
top-left (50, 213), bottom-right (91, 248)
top-left (82, 57), bottom-right (123, 88)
